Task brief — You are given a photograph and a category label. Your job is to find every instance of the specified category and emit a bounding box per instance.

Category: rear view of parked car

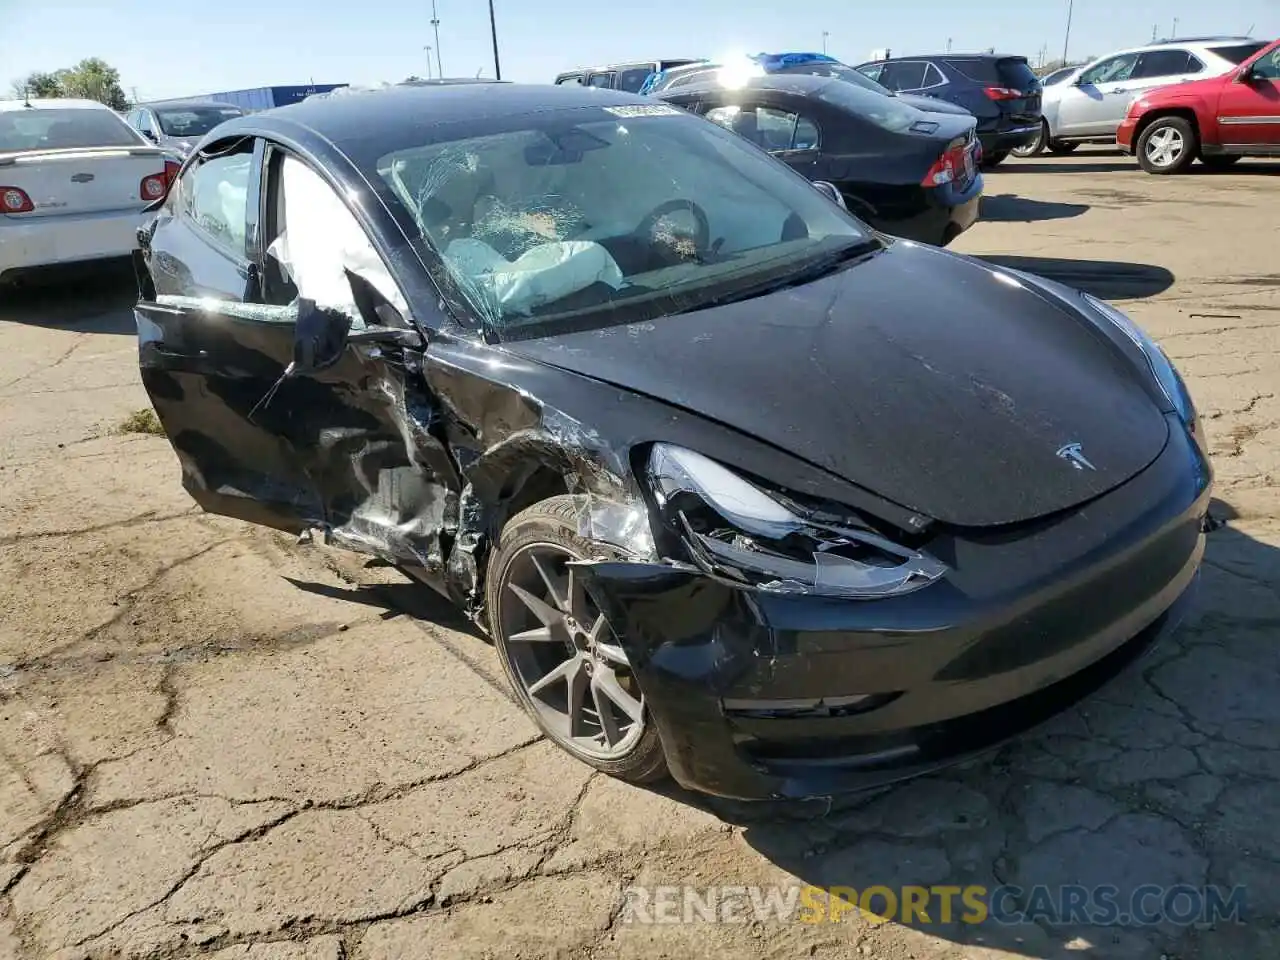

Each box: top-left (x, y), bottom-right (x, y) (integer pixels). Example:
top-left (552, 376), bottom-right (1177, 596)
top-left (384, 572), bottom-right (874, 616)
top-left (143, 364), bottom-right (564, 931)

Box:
top-left (1118, 38), bottom-right (1280, 173)
top-left (1022, 37), bottom-right (1268, 156)
top-left (854, 54), bottom-right (1042, 165)
top-left (555, 59), bottom-right (702, 93)
top-left (1, 98), bottom-right (174, 284)
top-left (658, 73), bottom-right (982, 246)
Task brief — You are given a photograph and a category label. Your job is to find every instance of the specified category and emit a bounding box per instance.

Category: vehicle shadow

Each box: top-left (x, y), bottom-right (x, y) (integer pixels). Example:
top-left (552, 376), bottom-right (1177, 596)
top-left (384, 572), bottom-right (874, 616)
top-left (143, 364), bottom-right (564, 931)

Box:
top-left (976, 254), bottom-right (1175, 299)
top-left (284, 571), bottom-right (482, 636)
top-left (0, 260), bottom-right (138, 335)
top-left (1003, 160), bottom-right (1136, 174)
top-left (979, 194), bottom-right (1089, 223)
top-left (716, 497), bottom-right (1280, 957)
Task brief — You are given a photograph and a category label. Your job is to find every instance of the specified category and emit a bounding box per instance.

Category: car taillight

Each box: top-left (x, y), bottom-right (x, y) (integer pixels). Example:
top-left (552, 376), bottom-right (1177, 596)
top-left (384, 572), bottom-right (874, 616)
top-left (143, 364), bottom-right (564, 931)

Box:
top-left (921, 137), bottom-right (969, 187)
top-left (0, 187), bottom-right (34, 213)
top-left (140, 173), bottom-right (168, 201)
top-left (984, 86), bottom-right (1023, 100)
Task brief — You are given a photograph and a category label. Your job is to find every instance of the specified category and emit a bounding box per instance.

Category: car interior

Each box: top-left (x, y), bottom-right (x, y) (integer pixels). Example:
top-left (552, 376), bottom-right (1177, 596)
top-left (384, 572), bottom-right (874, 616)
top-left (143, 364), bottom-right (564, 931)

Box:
top-left (374, 120), bottom-right (828, 323)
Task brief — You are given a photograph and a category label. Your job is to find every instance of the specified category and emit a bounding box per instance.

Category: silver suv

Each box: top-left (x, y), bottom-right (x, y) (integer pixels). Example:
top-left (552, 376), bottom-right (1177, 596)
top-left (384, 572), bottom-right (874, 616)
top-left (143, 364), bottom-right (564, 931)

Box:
top-left (1014, 36), bottom-right (1268, 156)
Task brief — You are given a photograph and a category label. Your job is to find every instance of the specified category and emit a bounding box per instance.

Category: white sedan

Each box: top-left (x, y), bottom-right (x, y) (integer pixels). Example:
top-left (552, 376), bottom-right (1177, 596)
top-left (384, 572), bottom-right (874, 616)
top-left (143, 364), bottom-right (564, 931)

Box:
top-left (0, 98), bottom-right (174, 281)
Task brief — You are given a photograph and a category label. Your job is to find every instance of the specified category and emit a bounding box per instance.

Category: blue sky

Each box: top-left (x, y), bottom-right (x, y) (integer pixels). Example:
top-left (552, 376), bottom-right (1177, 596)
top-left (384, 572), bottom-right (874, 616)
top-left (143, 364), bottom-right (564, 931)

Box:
top-left (8, 0), bottom-right (1276, 101)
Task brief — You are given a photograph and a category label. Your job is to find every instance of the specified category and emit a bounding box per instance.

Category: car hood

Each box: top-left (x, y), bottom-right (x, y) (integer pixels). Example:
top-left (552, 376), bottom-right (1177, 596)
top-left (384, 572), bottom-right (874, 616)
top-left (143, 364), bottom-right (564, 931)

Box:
top-left (896, 93), bottom-right (973, 117)
top-left (500, 242), bottom-right (1170, 528)
top-left (1135, 74), bottom-right (1228, 105)
top-left (162, 136), bottom-right (199, 156)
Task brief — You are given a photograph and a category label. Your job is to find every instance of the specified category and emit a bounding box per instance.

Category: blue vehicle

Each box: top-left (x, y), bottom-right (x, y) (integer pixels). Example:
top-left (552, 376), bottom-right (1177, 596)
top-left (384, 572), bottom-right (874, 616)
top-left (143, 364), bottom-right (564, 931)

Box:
top-left (853, 54), bottom-right (1043, 165)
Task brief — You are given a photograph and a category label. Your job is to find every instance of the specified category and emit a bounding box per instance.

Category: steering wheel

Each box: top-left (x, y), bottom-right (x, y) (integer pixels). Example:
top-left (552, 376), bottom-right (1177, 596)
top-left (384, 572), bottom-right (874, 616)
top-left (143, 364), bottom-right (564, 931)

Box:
top-left (636, 199), bottom-right (712, 267)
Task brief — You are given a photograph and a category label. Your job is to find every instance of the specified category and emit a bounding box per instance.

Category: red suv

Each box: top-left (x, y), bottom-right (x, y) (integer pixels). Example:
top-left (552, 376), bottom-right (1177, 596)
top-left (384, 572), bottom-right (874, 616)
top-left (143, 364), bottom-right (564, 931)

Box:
top-left (1118, 38), bottom-right (1280, 173)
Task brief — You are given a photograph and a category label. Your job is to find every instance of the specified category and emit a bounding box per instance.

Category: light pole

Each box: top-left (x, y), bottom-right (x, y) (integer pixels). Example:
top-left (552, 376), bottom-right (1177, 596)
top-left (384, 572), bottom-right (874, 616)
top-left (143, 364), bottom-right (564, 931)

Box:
top-left (1062, 0), bottom-right (1074, 65)
top-left (430, 0), bottom-right (443, 78)
top-left (423, 46), bottom-right (434, 79)
top-left (488, 0), bottom-right (502, 81)
top-left (822, 31), bottom-right (829, 55)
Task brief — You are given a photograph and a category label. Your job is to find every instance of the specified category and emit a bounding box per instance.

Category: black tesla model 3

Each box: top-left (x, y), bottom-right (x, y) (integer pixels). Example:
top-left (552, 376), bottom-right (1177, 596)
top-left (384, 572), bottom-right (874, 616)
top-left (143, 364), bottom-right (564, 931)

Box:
top-left (132, 83), bottom-right (1211, 801)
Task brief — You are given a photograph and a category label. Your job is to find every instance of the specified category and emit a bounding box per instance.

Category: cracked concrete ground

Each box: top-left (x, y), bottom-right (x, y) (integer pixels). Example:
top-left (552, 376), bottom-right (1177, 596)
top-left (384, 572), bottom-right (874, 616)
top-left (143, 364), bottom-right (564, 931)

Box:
top-left (1, 151), bottom-right (1279, 959)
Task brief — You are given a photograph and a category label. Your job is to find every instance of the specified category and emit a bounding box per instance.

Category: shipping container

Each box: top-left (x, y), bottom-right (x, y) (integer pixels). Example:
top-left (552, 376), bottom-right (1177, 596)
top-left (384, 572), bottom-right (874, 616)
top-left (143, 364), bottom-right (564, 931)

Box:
top-left (185, 84), bottom-right (348, 114)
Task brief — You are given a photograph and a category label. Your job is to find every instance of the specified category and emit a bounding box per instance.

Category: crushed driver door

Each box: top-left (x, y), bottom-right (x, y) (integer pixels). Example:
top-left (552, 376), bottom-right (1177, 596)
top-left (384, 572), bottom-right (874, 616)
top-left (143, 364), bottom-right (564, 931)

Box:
top-left (136, 294), bottom-right (457, 571)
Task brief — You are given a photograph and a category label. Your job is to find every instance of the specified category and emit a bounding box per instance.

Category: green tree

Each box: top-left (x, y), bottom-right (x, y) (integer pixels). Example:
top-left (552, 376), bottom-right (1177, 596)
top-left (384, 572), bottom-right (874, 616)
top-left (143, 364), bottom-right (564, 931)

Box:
top-left (55, 58), bottom-right (129, 110)
top-left (10, 71), bottom-right (64, 99)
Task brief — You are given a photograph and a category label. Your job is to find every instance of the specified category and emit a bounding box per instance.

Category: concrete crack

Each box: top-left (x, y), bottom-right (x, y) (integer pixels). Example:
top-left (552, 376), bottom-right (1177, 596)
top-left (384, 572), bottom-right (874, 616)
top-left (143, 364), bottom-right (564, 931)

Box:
top-left (0, 509), bottom-right (199, 547)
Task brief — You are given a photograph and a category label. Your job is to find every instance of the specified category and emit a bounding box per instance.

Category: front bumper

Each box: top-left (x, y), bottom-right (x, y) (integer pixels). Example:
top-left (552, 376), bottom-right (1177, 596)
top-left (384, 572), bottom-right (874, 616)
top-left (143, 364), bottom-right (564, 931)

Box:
top-left (0, 207), bottom-right (150, 280)
top-left (1116, 117), bottom-right (1139, 153)
top-left (578, 419), bottom-right (1210, 800)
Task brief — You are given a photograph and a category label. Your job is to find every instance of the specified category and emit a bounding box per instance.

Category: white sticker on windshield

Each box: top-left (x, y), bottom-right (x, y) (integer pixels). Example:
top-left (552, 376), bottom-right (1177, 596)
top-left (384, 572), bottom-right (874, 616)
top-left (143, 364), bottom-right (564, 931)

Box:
top-left (602, 104), bottom-right (681, 118)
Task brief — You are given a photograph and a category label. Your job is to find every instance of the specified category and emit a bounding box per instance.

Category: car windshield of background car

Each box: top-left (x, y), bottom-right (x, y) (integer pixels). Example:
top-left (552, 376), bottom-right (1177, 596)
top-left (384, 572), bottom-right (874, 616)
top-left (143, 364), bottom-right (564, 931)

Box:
top-left (155, 106), bottom-right (244, 138)
top-left (0, 109), bottom-right (145, 154)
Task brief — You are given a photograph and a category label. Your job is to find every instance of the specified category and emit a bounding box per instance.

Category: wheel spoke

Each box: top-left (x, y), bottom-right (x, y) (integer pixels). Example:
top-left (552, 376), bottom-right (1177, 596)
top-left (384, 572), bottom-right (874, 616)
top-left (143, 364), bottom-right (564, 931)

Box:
top-left (567, 663), bottom-right (590, 738)
top-left (567, 565), bottom-right (593, 627)
top-left (507, 626), bottom-right (560, 644)
top-left (530, 553), bottom-right (569, 611)
top-left (527, 654), bottom-right (581, 698)
top-left (592, 681), bottom-right (623, 746)
top-left (593, 667), bottom-right (644, 723)
top-left (508, 581), bottom-right (562, 627)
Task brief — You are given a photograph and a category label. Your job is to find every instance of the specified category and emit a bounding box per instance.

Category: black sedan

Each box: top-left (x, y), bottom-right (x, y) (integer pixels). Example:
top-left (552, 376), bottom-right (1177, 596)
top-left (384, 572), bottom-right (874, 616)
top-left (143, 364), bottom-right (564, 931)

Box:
top-left (658, 73), bottom-right (983, 246)
top-left (133, 83), bottom-right (1210, 801)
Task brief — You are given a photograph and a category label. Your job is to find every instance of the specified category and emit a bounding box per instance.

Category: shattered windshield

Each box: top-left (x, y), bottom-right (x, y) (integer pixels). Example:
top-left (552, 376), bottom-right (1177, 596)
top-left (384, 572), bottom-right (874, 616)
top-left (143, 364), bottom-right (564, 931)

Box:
top-left (372, 103), bottom-right (870, 337)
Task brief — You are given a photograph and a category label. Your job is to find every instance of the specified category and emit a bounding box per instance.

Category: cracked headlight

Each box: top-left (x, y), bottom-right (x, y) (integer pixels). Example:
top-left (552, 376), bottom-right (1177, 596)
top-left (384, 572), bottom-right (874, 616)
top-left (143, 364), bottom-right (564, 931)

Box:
top-left (646, 444), bottom-right (947, 599)
top-left (1083, 293), bottom-right (1196, 429)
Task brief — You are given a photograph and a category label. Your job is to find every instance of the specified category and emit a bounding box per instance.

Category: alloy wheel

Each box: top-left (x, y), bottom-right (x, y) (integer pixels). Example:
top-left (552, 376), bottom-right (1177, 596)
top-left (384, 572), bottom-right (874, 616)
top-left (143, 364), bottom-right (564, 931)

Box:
top-left (498, 542), bottom-right (646, 759)
top-left (1144, 127), bottom-right (1185, 169)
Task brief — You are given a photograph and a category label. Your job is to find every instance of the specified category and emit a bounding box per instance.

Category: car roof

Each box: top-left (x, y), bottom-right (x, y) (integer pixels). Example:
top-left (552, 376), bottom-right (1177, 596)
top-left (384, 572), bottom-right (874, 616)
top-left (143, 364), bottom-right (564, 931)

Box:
top-left (230, 82), bottom-right (654, 145)
top-left (876, 53), bottom-right (1026, 62)
top-left (0, 97), bottom-right (113, 112)
top-left (1090, 37), bottom-right (1262, 58)
top-left (399, 78), bottom-right (509, 86)
top-left (655, 73), bottom-right (833, 98)
top-left (141, 98), bottom-right (242, 109)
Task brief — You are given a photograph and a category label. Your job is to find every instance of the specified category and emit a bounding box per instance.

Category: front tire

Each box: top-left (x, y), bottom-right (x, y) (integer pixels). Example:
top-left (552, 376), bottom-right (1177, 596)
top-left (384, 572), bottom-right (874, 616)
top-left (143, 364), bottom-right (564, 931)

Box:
top-left (1136, 117), bottom-right (1197, 174)
top-left (486, 496), bottom-right (668, 784)
top-left (1046, 140), bottom-right (1079, 155)
top-left (1011, 121), bottom-right (1047, 157)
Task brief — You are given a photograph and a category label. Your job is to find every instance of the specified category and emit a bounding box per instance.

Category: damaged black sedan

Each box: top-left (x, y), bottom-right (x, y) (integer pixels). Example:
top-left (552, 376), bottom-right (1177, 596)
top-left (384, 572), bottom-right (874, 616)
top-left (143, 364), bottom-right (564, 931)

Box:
top-left (133, 83), bottom-right (1211, 801)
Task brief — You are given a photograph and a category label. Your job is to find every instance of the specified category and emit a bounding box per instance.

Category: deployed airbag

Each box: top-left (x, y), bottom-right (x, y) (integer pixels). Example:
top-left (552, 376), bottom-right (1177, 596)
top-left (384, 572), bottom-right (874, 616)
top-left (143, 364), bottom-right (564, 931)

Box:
top-left (444, 238), bottom-right (624, 316)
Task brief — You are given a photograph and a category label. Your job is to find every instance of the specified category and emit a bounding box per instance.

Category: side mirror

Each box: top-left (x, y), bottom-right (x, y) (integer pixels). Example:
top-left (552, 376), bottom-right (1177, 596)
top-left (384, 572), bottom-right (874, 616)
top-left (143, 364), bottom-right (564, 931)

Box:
top-left (1236, 66), bottom-right (1256, 83)
top-left (291, 299), bottom-right (351, 375)
top-left (812, 180), bottom-right (847, 210)
top-left (143, 129), bottom-right (159, 142)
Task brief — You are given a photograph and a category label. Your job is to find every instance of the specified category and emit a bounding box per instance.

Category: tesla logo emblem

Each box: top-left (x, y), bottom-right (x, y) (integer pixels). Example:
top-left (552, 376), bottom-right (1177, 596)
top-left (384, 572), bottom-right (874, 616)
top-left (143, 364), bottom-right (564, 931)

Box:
top-left (70, 173), bottom-right (94, 183)
top-left (1056, 443), bottom-right (1096, 471)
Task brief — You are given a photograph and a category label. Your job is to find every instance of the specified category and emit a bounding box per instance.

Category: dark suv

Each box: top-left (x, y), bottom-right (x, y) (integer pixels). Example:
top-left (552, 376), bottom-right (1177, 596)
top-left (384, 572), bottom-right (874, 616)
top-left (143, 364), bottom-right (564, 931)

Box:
top-left (854, 54), bottom-right (1042, 165)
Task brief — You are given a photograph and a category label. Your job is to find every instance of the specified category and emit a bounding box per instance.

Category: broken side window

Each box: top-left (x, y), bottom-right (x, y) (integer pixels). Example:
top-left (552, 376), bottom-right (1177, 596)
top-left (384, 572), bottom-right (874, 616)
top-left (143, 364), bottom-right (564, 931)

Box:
top-left (263, 154), bottom-right (411, 328)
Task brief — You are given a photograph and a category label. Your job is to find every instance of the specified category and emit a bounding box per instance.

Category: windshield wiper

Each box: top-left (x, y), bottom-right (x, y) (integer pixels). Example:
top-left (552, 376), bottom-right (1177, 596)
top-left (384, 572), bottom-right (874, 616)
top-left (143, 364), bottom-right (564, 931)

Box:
top-left (681, 239), bottom-right (882, 314)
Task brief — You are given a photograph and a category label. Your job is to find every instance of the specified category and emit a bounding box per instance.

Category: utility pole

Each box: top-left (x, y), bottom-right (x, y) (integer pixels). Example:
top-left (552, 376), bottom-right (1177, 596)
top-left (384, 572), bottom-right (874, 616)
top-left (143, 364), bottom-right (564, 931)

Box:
top-left (488, 0), bottom-right (502, 81)
top-left (1171, 17), bottom-right (1179, 37)
top-left (946, 37), bottom-right (953, 53)
top-left (822, 31), bottom-right (829, 55)
top-left (423, 46), bottom-right (434, 79)
top-left (1062, 0), bottom-right (1074, 66)
top-left (430, 0), bottom-right (443, 79)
